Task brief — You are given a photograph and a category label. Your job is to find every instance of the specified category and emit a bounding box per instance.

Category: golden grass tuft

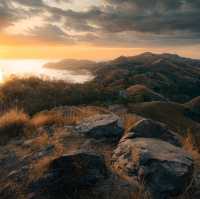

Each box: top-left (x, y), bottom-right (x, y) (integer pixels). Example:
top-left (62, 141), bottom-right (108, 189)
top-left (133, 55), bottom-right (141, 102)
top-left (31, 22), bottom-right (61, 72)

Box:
top-left (28, 155), bottom-right (54, 182)
top-left (30, 112), bottom-right (65, 128)
top-left (131, 180), bottom-right (151, 199)
top-left (0, 109), bottom-right (30, 145)
top-left (31, 132), bottom-right (49, 149)
top-left (119, 113), bottom-right (142, 134)
top-left (174, 130), bottom-right (200, 199)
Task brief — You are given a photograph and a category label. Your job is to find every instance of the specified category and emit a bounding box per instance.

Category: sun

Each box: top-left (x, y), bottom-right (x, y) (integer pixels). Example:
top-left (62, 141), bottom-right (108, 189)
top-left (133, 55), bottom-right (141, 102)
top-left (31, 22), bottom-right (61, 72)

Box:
top-left (0, 67), bottom-right (4, 83)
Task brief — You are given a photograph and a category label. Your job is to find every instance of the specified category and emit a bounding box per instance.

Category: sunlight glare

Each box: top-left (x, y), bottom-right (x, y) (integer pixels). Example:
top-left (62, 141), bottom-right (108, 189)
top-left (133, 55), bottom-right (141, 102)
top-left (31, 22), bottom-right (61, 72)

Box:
top-left (0, 67), bottom-right (4, 83)
top-left (0, 59), bottom-right (94, 83)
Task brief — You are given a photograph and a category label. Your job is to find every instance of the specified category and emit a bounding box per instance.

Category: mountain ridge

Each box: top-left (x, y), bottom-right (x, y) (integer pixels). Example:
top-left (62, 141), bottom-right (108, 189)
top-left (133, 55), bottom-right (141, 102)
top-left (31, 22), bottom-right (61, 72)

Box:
top-left (44, 52), bottom-right (200, 71)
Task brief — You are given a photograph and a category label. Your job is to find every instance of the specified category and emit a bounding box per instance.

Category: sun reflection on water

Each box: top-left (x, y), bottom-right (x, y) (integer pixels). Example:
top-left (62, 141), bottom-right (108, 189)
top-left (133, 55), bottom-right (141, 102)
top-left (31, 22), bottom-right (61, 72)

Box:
top-left (0, 59), bottom-right (94, 83)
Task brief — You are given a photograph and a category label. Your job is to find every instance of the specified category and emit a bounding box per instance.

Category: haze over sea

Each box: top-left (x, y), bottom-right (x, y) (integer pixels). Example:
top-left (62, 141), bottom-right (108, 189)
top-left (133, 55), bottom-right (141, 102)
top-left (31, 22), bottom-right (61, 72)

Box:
top-left (0, 59), bottom-right (93, 83)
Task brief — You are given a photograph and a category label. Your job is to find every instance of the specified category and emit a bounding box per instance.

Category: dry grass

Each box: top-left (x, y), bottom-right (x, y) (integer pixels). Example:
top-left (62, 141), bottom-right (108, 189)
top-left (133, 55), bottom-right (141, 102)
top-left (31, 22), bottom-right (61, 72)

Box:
top-left (175, 130), bottom-right (200, 199)
top-left (29, 128), bottom-right (67, 182)
top-left (182, 130), bottom-right (200, 163)
top-left (29, 106), bottom-right (105, 129)
top-left (182, 130), bottom-right (196, 152)
top-left (0, 109), bottom-right (30, 145)
top-left (0, 76), bottom-right (117, 115)
top-left (31, 132), bottom-right (49, 149)
top-left (128, 101), bottom-right (200, 135)
top-left (30, 112), bottom-right (65, 128)
top-left (0, 181), bottom-right (27, 199)
top-left (130, 180), bottom-right (151, 199)
top-left (120, 113), bottom-right (142, 134)
top-left (29, 155), bottom-right (54, 182)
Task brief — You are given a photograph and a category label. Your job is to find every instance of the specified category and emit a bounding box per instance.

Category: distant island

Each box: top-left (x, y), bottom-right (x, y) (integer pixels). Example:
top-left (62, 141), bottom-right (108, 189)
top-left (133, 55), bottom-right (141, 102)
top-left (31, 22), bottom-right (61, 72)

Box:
top-left (43, 59), bottom-right (98, 74)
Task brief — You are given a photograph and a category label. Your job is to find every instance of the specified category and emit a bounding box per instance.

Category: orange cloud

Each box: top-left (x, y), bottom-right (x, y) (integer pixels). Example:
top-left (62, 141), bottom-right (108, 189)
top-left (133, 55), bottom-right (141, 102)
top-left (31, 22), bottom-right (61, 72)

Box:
top-left (1, 44), bottom-right (200, 60)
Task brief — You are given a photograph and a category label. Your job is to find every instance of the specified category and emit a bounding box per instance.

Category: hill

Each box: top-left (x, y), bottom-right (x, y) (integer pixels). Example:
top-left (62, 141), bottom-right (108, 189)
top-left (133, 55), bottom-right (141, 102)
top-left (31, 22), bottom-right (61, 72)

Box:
top-left (94, 52), bottom-right (200, 102)
top-left (128, 101), bottom-right (200, 137)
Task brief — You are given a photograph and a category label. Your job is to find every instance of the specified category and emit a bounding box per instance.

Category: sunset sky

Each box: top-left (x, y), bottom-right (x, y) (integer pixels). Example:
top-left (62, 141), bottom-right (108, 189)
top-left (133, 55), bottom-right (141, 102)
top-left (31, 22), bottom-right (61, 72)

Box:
top-left (0, 0), bottom-right (200, 60)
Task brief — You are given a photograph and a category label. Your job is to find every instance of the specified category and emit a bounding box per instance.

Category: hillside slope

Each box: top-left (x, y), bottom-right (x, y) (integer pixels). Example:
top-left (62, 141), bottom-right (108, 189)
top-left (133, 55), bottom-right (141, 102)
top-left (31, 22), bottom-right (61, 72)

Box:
top-left (128, 101), bottom-right (200, 136)
top-left (94, 52), bottom-right (200, 102)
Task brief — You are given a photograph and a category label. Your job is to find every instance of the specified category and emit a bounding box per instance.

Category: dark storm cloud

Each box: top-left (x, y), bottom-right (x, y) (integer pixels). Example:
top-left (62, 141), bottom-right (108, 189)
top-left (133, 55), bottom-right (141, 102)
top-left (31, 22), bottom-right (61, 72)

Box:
top-left (45, 0), bottom-right (200, 38)
top-left (103, 0), bottom-right (200, 34)
top-left (61, 0), bottom-right (200, 34)
top-left (1, 0), bottom-right (200, 46)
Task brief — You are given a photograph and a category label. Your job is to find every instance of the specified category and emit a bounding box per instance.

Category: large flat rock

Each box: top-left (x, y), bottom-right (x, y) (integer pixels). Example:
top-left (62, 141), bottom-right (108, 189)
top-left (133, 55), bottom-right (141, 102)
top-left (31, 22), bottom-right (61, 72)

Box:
top-left (30, 152), bottom-right (108, 199)
top-left (112, 138), bottom-right (193, 199)
top-left (75, 114), bottom-right (124, 140)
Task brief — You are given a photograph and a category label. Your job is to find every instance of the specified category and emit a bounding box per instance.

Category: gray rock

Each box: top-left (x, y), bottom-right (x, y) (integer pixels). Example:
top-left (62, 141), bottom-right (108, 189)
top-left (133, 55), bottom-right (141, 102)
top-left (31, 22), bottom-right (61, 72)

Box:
top-left (124, 119), bottom-right (182, 146)
top-left (112, 138), bottom-right (193, 199)
top-left (33, 144), bottom-right (54, 160)
top-left (75, 114), bottom-right (124, 140)
top-left (30, 152), bottom-right (108, 199)
top-left (23, 139), bottom-right (35, 148)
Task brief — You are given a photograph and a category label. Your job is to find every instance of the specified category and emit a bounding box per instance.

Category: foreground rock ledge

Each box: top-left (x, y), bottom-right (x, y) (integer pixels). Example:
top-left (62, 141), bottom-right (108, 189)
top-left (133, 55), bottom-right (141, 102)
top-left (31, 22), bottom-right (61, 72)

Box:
top-left (30, 152), bottom-right (108, 199)
top-left (112, 138), bottom-right (193, 199)
top-left (75, 114), bottom-right (124, 140)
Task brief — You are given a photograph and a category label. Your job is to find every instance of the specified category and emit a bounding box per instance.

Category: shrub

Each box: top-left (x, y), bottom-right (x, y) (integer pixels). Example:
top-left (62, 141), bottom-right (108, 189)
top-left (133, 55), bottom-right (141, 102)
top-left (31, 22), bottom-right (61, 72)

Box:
top-left (0, 76), bottom-right (121, 115)
top-left (0, 109), bottom-right (30, 145)
top-left (0, 76), bottom-right (72, 115)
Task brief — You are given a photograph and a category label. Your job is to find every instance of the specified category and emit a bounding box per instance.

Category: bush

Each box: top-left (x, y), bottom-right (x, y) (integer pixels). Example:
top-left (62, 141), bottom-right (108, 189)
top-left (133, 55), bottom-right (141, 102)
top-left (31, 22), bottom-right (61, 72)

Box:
top-left (0, 77), bottom-right (72, 115)
top-left (0, 77), bottom-right (120, 115)
top-left (0, 109), bottom-right (30, 145)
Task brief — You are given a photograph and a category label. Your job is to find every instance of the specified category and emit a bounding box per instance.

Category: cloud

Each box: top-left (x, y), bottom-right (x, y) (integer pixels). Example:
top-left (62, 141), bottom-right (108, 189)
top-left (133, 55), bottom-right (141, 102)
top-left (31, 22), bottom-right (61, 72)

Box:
top-left (29, 24), bottom-right (74, 44)
top-left (0, 1), bottom-right (13, 30)
top-left (0, 0), bottom-right (200, 47)
top-left (12, 0), bottom-right (45, 7)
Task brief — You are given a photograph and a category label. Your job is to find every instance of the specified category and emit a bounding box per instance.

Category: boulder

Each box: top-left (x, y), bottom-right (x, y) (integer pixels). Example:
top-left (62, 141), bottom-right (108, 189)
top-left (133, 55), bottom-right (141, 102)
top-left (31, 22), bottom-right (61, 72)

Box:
top-left (30, 152), bottom-right (108, 199)
top-left (124, 119), bottom-right (182, 146)
top-left (75, 114), bottom-right (124, 140)
top-left (112, 138), bottom-right (193, 199)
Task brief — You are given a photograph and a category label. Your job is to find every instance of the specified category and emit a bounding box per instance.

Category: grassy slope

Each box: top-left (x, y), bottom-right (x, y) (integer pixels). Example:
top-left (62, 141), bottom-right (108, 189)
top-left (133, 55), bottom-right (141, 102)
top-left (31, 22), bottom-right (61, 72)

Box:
top-left (94, 54), bottom-right (200, 102)
top-left (128, 101), bottom-right (200, 135)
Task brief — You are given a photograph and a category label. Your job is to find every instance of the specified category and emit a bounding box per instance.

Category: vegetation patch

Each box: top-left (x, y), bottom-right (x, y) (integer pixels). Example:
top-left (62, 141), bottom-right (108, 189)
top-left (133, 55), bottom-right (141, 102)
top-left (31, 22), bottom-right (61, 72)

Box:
top-left (0, 109), bottom-right (29, 145)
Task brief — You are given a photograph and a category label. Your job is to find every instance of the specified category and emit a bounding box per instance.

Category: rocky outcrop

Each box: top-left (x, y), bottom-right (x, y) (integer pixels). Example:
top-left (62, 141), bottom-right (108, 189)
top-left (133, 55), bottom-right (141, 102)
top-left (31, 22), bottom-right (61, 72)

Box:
top-left (124, 119), bottom-right (182, 146)
top-left (112, 138), bottom-right (193, 199)
top-left (75, 114), bottom-right (124, 140)
top-left (30, 152), bottom-right (108, 199)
